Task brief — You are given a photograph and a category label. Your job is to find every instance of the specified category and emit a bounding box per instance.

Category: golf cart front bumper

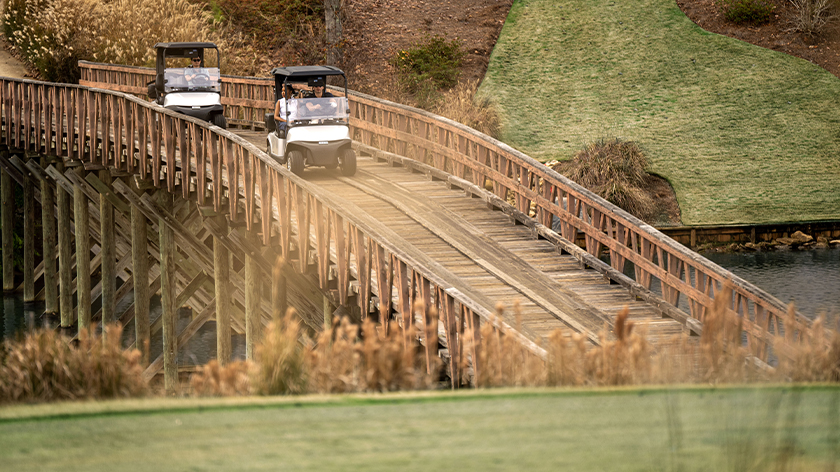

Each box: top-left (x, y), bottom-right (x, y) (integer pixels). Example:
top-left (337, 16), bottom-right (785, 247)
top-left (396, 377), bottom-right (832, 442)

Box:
top-left (166, 103), bottom-right (224, 121)
top-left (297, 138), bottom-right (352, 166)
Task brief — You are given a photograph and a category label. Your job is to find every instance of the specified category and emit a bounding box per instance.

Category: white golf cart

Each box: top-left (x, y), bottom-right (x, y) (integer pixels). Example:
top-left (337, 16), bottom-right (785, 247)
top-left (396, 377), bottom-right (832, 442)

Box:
top-left (264, 66), bottom-right (355, 177)
top-left (147, 42), bottom-right (227, 129)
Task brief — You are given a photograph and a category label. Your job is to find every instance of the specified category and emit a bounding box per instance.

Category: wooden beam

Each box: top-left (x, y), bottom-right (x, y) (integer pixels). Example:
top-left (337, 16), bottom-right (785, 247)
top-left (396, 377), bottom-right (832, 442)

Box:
top-left (98, 169), bottom-right (116, 327)
top-left (2, 163), bottom-right (14, 291)
top-left (74, 166), bottom-right (92, 329)
top-left (39, 156), bottom-right (58, 313)
top-left (130, 180), bottom-right (150, 366)
top-left (56, 161), bottom-right (73, 327)
top-left (213, 215), bottom-right (232, 365)
top-left (158, 190), bottom-right (177, 395)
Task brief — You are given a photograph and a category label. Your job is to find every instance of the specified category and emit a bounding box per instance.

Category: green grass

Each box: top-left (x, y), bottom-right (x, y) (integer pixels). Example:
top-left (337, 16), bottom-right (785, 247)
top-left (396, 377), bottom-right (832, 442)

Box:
top-left (479, 0), bottom-right (840, 225)
top-left (1, 386), bottom-right (838, 471)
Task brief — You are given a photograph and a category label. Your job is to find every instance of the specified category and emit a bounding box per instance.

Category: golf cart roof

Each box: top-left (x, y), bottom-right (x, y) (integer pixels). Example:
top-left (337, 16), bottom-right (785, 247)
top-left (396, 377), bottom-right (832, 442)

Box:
top-left (154, 42), bottom-right (218, 50)
top-left (270, 66), bottom-right (345, 79)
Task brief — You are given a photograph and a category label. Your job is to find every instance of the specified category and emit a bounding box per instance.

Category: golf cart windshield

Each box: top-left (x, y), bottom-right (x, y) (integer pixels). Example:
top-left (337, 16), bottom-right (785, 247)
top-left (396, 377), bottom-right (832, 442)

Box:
top-left (163, 67), bottom-right (221, 93)
top-left (287, 96), bottom-right (349, 124)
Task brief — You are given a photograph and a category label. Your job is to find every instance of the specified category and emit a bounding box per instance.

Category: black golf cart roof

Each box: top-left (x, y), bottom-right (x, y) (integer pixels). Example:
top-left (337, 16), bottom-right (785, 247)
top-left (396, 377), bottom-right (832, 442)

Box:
top-left (270, 66), bottom-right (345, 79)
top-left (154, 42), bottom-right (218, 51)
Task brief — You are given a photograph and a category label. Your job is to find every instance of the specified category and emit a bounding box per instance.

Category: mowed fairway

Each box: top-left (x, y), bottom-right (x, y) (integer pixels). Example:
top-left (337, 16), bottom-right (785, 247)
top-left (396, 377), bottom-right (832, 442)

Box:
top-left (1, 387), bottom-right (838, 471)
top-left (480, 0), bottom-right (840, 225)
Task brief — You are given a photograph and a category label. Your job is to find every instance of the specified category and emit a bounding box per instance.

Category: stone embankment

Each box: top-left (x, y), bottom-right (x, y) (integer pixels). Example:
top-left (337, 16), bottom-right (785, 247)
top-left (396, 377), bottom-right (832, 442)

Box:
top-left (700, 231), bottom-right (840, 254)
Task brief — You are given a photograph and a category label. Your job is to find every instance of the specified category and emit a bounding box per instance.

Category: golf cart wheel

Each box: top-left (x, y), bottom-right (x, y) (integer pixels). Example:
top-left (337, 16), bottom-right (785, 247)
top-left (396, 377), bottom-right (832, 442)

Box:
top-left (212, 113), bottom-right (227, 129)
top-left (287, 150), bottom-right (305, 176)
top-left (340, 148), bottom-right (356, 176)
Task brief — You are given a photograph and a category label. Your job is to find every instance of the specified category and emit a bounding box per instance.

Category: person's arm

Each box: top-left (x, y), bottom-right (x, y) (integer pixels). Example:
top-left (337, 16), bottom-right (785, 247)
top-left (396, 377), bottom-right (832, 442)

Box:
top-left (185, 67), bottom-right (196, 81)
top-left (274, 100), bottom-right (285, 122)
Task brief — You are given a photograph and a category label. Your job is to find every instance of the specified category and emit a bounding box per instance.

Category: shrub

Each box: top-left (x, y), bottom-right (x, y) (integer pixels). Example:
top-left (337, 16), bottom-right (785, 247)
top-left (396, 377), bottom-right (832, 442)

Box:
top-left (434, 80), bottom-right (502, 139)
top-left (392, 34), bottom-right (465, 106)
top-left (0, 325), bottom-right (147, 404)
top-left (716, 0), bottom-right (775, 24)
top-left (250, 308), bottom-right (308, 395)
top-left (789, 0), bottom-right (838, 36)
top-left (190, 360), bottom-right (251, 396)
top-left (557, 138), bottom-right (656, 221)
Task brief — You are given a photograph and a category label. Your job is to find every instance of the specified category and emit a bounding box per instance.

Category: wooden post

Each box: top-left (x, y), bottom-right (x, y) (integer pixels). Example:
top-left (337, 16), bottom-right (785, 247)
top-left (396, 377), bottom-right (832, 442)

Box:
top-left (74, 165), bottom-right (91, 329)
top-left (57, 162), bottom-right (73, 327)
top-left (2, 165), bottom-right (14, 291)
top-left (22, 164), bottom-right (34, 302)
top-left (271, 255), bottom-right (286, 320)
top-left (130, 179), bottom-right (149, 365)
top-left (213, 214), bottom-right (231, 365)
top-left (244, 233), bottom-right (260, 360)
top-left (323, 294), bottom-right (332, 330)
top-left (41, 156), bottom-right (58, 314)
top-left (99, 169), bottom-right (115, 327)
top-left (158, 190), bottom-right (178, 394)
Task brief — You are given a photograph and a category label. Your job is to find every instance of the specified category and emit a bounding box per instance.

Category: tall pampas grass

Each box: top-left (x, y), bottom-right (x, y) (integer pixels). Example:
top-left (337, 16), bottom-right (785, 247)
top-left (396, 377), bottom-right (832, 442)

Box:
top-left (0, 324), bottom-right (146, 403)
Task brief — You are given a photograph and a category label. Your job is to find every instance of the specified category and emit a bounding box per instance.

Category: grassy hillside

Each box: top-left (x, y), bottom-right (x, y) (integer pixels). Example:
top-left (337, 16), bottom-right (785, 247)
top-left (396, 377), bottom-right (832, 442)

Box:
top-left (1, 387), bottom-right (837, 471)
top-left (479, 0), bottom-right (840, 225)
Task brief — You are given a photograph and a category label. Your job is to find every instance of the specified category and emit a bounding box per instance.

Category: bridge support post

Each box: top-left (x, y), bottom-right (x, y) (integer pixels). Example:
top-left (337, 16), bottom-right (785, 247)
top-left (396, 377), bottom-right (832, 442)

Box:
top-left (213, 214), bottom-right (231, 365)
top-left (22, 161), bottom-right (34, 302)
top-left (130, 179), bottom-right (150, 365)
top-left (323, 295), bottom-right (332, 331)
top-left (244, 233), bottom-right (260, 361)
top-left (2, 164), bottom-right (14, 291)
top-left (271, 255), bottom-right (287, 321)
top-left (158, 190), bottom-right (178, 394)
top-left (40, 156), bottom-right (58, 314)
top-left (74, 165), bottom-right (91, 329)
top-left (99, 169), bottom-right (115, 328)
top-left (57, 161), bottom-right (73, 328)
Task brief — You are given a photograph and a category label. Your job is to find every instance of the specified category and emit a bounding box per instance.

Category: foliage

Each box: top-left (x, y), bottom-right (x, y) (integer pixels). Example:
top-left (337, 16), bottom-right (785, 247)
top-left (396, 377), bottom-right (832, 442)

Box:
top-left (190, 360), bottom-right (251, 396)
top-left (789, 0), bottom-right (839, 36)
top-left (392, 34), bottom-right (465, 107)
top-left (433, 80), bottom-right (502, 139)
top-left (250, 308), bottom-right (308, 395)
top-left (208, 0), bottom-right (326, 65)
top-left (1, 0), bottom-right (266, 82)
top-left (0, 325), bottom-right (147, 404)
top-left (556, 138), bottom-right (656, 221)
top-left (716, 0), bottom-right (775, 23)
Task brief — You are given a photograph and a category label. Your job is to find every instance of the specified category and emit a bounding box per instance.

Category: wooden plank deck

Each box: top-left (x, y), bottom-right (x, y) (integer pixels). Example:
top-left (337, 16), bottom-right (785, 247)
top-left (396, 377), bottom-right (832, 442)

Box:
top-left (237, 129), bottom-right (690, 349)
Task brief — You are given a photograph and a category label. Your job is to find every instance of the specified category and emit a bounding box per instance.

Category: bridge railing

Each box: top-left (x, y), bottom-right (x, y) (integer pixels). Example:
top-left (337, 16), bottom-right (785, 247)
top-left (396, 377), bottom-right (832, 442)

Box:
top-left (75, 61), bottom-right (814, 363)
top-left (0, 76), bottom-right (539, 383)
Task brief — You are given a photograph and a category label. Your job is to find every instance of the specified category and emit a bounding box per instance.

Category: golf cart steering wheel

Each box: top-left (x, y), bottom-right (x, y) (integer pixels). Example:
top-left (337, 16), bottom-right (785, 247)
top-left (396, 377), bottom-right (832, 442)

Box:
top-left (190, 74), bottom-right (211, 86)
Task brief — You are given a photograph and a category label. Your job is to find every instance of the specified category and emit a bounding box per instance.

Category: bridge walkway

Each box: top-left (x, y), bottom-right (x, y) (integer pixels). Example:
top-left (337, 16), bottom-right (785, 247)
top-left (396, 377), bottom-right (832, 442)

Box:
top-left (237, 129), bottom-right (690, 348)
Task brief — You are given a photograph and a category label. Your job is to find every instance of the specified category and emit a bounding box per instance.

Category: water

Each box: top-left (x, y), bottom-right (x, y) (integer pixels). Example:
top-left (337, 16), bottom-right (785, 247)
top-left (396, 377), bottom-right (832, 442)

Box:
top-left (703, 246), bottom-right (840, 319)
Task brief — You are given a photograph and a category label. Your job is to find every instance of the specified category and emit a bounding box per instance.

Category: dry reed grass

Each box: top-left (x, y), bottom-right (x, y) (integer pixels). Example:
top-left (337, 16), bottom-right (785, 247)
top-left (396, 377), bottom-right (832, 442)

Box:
top-left (433, 80), bottom-right (501, 139)
top-left (250, 308), bottom-right (308, 395)
top-left (189, 360), bottom-right (251, 397)
top-left (2, 0), bottom-right (267, 81)
top-left (555, 138), bottom-right (656, 221)
top-left (0, 324), bottom-right (147, 404)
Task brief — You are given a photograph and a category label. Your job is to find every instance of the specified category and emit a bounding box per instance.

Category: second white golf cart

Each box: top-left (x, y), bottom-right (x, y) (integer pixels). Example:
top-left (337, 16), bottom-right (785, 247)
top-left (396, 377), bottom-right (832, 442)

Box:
top-left (147, 42), bottom-right (227, 129)
top-left (265, 66), bottom-right (355, 177)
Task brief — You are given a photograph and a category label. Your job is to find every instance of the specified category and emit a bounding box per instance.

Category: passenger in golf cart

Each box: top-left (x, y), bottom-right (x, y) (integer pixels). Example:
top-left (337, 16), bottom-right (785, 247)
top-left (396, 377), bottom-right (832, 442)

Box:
top-left (265, 66), bottom-right (356, 177)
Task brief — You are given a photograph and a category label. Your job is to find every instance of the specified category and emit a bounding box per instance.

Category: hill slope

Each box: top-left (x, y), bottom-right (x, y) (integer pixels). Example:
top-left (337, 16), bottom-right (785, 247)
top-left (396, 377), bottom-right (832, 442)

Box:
top-left (479, 0), bottom-right (840, 226)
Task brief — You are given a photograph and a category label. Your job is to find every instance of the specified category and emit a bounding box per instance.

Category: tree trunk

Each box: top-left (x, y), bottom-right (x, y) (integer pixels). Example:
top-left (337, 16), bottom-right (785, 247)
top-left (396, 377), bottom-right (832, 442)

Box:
top-left (325, 0), bottom-right (343, 66)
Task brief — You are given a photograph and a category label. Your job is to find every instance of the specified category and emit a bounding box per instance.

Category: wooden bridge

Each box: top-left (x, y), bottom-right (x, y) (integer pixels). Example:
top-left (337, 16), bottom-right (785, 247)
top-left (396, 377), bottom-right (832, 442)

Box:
top-left (0, 62), bottom-right (810, 391)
